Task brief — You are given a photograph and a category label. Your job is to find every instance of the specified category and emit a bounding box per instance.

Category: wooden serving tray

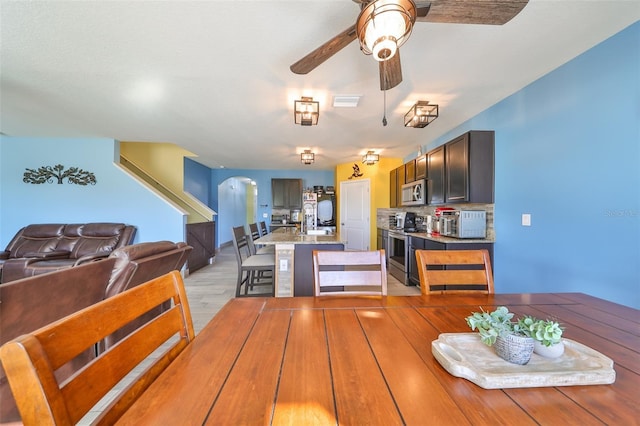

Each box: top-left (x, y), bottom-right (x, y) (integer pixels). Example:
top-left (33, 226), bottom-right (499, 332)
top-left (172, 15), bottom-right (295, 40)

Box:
top-left (432, 333), bottom-right (616, 389)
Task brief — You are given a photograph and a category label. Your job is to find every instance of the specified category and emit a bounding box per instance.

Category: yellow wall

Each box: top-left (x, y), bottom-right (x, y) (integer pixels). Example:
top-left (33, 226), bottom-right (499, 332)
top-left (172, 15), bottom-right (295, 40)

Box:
top-left (119, 141), bottom-right (214, 224)
top-left (120, 142), bottom-right (195, 196)
top-left (335, 158), bottom-right (402, 249)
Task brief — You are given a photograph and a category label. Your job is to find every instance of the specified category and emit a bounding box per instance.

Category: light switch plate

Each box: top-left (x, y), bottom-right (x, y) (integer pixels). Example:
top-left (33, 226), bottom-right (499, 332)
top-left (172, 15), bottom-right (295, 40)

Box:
top-left (522, 214), bottom-right (531, 226)
top-left (279, 259), bottom-right (288, 271)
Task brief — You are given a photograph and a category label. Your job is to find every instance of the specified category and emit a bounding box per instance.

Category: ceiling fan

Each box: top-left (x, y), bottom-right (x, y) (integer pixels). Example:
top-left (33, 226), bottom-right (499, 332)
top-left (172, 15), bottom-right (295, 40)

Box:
top-left (290, 0), bottom-right (529, 91)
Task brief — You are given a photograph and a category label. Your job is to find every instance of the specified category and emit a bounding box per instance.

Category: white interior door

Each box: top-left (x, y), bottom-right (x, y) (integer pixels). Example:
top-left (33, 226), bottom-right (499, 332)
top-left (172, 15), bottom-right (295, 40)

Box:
top-left (339, 179), bottom-right (370, 251)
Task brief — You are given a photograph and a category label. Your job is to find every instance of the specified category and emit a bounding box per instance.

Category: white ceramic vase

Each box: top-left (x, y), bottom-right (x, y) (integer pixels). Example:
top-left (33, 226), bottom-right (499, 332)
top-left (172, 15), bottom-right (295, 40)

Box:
top-left (534, 340), bottom-right (565, 358)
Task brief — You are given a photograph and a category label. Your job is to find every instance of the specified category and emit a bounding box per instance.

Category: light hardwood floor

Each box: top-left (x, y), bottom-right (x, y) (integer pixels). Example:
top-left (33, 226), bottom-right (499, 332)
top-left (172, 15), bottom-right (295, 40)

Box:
top-left (185, 244), bottom-right (421, 333)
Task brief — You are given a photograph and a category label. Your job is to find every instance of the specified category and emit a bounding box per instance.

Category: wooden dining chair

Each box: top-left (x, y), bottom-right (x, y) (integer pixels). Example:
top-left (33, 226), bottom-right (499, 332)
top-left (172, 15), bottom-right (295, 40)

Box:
top-left (232, 226), bottom-right (275, 297)
top-left (312, 249), bottom-right (387, 296)
top-left (0, 271), bottom-right (195, 426)
top-left (415, 249), bottom-right (494, 294)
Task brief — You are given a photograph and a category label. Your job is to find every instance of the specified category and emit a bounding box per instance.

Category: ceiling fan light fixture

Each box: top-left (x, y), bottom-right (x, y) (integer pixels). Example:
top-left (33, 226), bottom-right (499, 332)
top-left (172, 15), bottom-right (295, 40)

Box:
top-left (404, 100), bottom-right (439, 128)
top-left (301, 149), bottom-right (315, 165)
top-left (294, 97), bottom-right (319, 126)
top-left (356, 0), bottom-right (417, 62)
top-left (362, 150), bottom-right (380, 165)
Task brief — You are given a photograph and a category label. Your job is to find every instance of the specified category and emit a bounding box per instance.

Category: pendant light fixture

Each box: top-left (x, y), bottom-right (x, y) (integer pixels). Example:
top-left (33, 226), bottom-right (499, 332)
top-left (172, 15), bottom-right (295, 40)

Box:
top-left (294, 97), bottom-right (319, 126)
top-left (404, 101), bottom-right (439, 128)
top-left (362, 151), bottom-right (380, 165)
top-left (301, 149), bottom-right (315, 165)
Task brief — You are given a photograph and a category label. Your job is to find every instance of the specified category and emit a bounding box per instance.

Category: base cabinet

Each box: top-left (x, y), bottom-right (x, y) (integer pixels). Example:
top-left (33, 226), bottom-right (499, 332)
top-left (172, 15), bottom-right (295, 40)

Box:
top-left (377, 228), bottom-right (389, 266)
top-left (408, 237), bottom-right (494, 287)
top-left (293, 244), bottom-right (345, 296)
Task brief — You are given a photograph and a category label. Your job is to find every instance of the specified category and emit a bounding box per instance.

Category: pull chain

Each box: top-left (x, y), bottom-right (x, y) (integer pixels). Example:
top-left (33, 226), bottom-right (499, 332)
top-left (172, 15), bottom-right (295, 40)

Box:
top-left (382, 58), bottom-right (388, 126)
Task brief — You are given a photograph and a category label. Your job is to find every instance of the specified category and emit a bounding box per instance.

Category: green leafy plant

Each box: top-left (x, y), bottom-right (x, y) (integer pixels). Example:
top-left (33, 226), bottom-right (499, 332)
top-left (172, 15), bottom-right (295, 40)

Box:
top-left (517, 316), bottom-right (563, 347)
top-left (465, 306), bottom-right (524, 346)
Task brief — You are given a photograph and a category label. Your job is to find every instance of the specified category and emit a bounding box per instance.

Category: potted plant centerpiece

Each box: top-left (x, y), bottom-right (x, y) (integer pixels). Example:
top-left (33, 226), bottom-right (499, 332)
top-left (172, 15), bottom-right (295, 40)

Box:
top-left (517, 316), bottom-right (565, 358)
top-left (466, 306), bottom-right (535, 365)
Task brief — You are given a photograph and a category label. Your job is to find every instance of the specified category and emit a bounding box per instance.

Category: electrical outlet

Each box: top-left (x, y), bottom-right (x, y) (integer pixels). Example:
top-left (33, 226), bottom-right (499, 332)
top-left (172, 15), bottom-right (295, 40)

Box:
top-left (522, 213), bottom-right (531, 226)
top-left (262, 213), bottom-right (268, 218)
top-left (279, 259), bottom-right (288, 271)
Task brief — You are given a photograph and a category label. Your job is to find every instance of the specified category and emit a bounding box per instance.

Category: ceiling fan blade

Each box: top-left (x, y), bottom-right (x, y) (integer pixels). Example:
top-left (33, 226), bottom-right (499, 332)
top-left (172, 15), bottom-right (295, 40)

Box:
top-left (379, 50), bottom-right (402, 91)
top-left (290, 24), bottom-right (357, 74)
top-left (416, 0), bottom-right (529, 25)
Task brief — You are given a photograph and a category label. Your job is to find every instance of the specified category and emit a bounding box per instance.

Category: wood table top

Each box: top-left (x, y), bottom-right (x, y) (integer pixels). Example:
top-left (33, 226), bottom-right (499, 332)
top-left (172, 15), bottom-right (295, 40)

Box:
top-left (116, 293), bottom-right (639, 425)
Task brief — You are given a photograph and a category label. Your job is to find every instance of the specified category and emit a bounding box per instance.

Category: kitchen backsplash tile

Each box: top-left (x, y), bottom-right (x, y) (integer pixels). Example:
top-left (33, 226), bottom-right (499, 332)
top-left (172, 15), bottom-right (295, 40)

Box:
top-left (377, 204), bottom-right (495, 240)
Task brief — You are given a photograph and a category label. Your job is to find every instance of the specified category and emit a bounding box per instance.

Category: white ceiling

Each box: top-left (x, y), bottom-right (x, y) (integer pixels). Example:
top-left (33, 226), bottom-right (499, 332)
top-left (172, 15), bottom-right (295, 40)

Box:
top-left (1, 1), bottom-right (638, 170)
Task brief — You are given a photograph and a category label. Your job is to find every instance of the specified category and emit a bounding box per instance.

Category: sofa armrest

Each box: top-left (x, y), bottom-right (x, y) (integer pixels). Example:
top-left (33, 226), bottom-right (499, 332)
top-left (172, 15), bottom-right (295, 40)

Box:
top-left (23, 251), bottom-right (71, 259)
top-left (0, 251), bottom-right (9, 260)
top-left (73, 253), bottom-right (110, 266)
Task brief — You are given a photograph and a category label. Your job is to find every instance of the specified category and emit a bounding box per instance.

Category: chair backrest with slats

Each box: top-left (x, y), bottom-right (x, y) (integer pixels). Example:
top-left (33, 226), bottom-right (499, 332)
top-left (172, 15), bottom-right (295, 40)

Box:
top-left (0, 271), bottom-right (194, 426)
top-left (313, 250), bottom-right (387, 296)
top-left (259, 221), bottom-right (269, 236)
top-left (232, 226), bottom-right (252, 260)
top-left (415, 249), bottom-right (494, 295)
top-left (249, 223), bottom-right (260, 241)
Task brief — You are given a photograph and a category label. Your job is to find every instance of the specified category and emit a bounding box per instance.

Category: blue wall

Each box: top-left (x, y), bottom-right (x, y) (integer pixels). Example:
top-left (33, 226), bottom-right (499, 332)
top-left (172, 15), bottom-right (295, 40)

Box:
top-left (184, 158), bottom-right (334, 246)
top-left (0, 138), bottom-right (186, 244)
top-left (423, 22), bottom-right (639, 308)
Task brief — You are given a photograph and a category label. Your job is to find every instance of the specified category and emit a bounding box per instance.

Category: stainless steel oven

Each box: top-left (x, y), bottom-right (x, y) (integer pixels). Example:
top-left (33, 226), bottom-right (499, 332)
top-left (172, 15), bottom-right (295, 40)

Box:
top-left (388, 231), bottom-right (409, 285)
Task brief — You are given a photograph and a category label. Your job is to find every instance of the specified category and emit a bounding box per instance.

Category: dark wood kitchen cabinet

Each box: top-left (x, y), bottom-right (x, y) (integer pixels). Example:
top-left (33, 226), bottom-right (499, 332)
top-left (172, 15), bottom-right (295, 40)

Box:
top-left (409, 238), bottom-right (494, 287)
top-left (396, 165), bottom-right (405, 204)
top-left (445, 131), bottom-right (494, 204)
top-left (415, 154), bottom-right (427, 180)
top-left (405, 159), bottom-right (416, 183)
top-left (390, 165), bottom-right (405, 207)
top-left (390, 168), bottom-right (398, 207)
top-left (271, 179), bottom-right (302, 209)
top-left (427, 145), bottom-right (445, 205)
top-left (377, 228), bottom-right (389, 266)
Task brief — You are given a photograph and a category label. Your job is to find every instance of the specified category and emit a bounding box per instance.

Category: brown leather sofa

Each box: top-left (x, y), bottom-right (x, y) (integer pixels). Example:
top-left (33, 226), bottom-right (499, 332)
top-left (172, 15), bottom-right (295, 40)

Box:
top-left (101, 241), bottom-right (192, 350)
top-left (0, 240), bottom-right (192, 423)
top-left (0, 259), bottom-right (117, 423)
top-left (0, 223), bottom-right (136, 283)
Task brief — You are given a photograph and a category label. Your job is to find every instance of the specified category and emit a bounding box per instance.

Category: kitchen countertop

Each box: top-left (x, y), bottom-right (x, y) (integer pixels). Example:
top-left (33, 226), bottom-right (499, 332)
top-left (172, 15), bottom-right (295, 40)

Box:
top-left (256, 227), bottom-right (345, 245)
top-left (385, 228), bottom-right (494, 244)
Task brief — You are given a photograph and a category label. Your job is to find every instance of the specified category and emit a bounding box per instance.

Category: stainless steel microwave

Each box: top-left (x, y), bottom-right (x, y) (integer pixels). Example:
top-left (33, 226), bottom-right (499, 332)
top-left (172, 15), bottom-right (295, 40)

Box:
top-left (401, 179), bottom-right (425, 206)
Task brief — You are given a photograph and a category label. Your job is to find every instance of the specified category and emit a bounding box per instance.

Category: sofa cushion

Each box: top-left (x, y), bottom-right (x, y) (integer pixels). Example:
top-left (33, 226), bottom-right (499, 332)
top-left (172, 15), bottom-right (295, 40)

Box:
top-left (69, 223), bottom-right (127, 259)
top-left (8, 224), bottom-right (65, 258)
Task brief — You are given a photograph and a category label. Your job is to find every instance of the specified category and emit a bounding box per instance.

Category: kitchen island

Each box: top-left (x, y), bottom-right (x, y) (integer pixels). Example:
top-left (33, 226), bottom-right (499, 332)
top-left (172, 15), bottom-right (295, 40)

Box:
top-left (255, 227), bottom-right (345, 297)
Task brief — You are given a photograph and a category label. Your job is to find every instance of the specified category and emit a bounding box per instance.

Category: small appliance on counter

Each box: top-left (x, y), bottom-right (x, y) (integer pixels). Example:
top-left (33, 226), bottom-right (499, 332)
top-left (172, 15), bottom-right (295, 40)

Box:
top-left (439, 209), bottom-right (487, 238)
top-left (290, 209), bottom-right (302, 223)
top-left (403, 212), bottom-right (417, 232)
top-left (395, 212), bottom-right (406, 230)
top-left (431, 207), bottom-right (455, 236)
top-left (303, 192), bottom-right (317, 230)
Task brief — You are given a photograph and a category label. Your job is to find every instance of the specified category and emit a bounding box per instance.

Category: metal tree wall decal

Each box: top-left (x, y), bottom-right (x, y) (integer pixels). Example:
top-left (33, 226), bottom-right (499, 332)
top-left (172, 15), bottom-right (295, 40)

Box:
top-left (23, 164), bottom-right (97, 185)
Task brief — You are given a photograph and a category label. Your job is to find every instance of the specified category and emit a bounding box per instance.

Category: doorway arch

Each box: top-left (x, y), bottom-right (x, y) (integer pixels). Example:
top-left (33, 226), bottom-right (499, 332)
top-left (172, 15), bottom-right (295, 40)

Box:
top-left (217, 176), bottom-right (258, 246)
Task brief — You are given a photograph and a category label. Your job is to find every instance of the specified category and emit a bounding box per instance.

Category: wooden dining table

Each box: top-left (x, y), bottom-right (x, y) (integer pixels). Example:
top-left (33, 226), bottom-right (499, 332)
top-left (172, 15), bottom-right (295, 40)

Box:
top-left (115, 293), bottom-right (639, 425)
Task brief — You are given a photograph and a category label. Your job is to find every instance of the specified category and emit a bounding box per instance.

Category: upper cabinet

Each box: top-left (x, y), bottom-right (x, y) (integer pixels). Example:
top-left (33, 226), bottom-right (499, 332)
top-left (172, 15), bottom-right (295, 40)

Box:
top-left (405, 159), bottom-right (416, 183)
top-left (389, 130), bottom-right (494, 206)
top-left (415, 155), bottom-right (427, 181)
top-left (445, 131), bottom-right (494, 204)
top-left (389, 165), bottom-right (405, 207)
top-left (427, 146), bottom-right (445, 205)
top-left (272, 178), bottom-right (302, 209)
